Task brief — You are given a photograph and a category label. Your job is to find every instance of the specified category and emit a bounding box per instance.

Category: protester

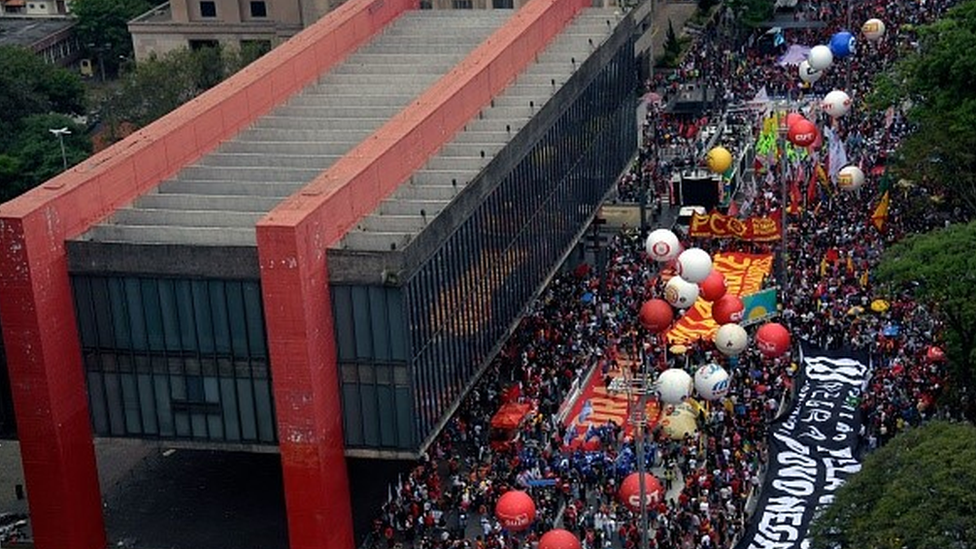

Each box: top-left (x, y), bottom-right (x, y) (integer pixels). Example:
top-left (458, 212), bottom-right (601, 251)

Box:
top-left (368, 2), bottom-right (960, 548)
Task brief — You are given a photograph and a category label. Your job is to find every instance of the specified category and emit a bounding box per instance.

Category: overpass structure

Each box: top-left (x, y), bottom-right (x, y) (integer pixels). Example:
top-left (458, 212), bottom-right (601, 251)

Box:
top-left (0, 0), bottom-right (638, 548)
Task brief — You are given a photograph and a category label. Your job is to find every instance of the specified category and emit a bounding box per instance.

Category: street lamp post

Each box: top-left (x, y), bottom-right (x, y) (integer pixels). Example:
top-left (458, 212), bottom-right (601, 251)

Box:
top-left (630, 344), bottom-right (652, 549)
top-left (49, 127), bottom-right (71, 171)
top-left (777, 113), bottom-right (789, 294)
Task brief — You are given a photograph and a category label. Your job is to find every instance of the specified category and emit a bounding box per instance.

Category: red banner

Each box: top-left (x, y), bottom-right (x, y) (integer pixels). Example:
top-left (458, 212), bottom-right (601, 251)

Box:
top-left (689, 211), bottom-right (782, 241)
top-left (667, 252), bottom-right (774, 344)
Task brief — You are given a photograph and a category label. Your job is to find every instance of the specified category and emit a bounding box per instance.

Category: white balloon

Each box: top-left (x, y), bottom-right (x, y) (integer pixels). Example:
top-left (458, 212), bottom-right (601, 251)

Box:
top-left (694, 364), bottom-right (730, 401)
top-left (645, 229), bottom-right (681, 262)
top-left (862, 18), bottom-right (886, 42)
top-left (713, 323), bottom-right (748, 357)
top-left (808, 45), bottom-right (834, 71)
top-left (838, 165), bottom-right (866, 191)
top-left (798, 60), bottom-right (823, 84)
top-left (675, 247), bottom-right (713, 284)
top-left (822, 89), bottom-right (852, 118)
top-left (657, 368), bottom-right (693, 405)
top-left (664, 276), bottom-right (700, 310)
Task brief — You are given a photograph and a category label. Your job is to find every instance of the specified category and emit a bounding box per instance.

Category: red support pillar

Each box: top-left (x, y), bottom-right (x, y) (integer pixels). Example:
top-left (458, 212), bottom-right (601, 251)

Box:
top-left (256, 222), bottom-right (354, 549)
top-left (0, 216), bottom-right (105, 549)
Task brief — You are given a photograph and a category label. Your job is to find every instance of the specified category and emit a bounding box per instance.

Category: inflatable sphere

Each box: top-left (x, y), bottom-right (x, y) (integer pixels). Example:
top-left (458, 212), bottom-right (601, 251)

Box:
top-left (712, 294), bottom-right (745, 325)
top-left (829, 31), bottom-right (856, 58)
top-left (675, 247), bottom-right (713, 284)
top-left (756, 322), bottom-right (791, 358)
top-left (706, 146), bottom-right (733, 174)
top-left (639, 299), bottom-right (674, 333)
top-left (862, 18), bottom-right (886, 42)
top-left (785, 112), bottom-right (805, 129)
top-left (798, 60), bottom-right (823, 84)
top-left (539, 529), bottom-right (582, 549)
top-left (694, 363), bottom-right (731, 401)
top-left (664, 276), bottom-right (700, 310)
top-left (698, 270), bottom-right (727, 302)
top-left (787, 118), bottom-right (818, 148)
top-left (714, 323), bottom-right (748, 357)
top-left (807, 45), bottom-right (834, 70)
top-left (645, 228), bottom-right (681, 262)
top-left (495, 490), bottom-right (536, 532)
top-left (823, 90), bottom-right (852, 118)
top-left (661, 402), bottom-right (698, 440)
top-left (657, 368), bottom-right (693, 405)
top-left (837, 165), bottom-right (865, 191)
top-left (618, 472), bottom-right (664, 512)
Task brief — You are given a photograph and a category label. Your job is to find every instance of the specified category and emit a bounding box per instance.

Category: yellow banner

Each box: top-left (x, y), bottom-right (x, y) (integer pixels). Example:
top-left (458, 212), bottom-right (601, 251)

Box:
top-left (667, 252), bottom-right (774, 344)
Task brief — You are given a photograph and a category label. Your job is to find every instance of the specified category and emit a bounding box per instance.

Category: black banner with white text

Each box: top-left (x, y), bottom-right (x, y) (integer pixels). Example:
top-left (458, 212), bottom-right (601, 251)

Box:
top-left (734, 346), bottom-right (871, 549)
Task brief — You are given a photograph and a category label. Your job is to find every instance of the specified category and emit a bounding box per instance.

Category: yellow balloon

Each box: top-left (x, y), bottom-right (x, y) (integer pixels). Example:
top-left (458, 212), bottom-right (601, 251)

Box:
top-left (706, 146), bottom-right (733, 174)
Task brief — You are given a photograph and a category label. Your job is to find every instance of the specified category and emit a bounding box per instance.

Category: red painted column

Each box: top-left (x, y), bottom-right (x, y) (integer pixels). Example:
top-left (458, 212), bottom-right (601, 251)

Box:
top-left (256, 222), bottom-right (354, 549)
top-left (0, 215), bottom-right (105, 549)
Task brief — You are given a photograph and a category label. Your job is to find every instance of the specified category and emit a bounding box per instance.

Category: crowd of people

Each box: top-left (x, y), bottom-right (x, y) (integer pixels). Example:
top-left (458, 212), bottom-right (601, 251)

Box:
top-left (364, 1), bottom-right (965, 549)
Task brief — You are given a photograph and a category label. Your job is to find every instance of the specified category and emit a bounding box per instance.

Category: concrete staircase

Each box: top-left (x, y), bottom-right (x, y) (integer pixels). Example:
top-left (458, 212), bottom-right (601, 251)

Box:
top-left (75, 8), bottom-right (621, 249)
top-left (337, 8), bottom-right (620, 252)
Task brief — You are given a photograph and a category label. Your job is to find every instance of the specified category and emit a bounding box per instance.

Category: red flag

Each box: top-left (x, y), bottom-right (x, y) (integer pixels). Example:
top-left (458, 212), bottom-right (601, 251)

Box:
top-left (727, 200), bottom-right (740, 217)
top-left (789, 167), bottom-right (803, 214)
top-left (806, 163), bottom-right (819, 205)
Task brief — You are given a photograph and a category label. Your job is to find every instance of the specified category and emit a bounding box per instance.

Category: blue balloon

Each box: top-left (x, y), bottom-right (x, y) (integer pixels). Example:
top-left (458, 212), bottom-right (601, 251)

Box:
top-left (830, 31), bottom-right (856, 58)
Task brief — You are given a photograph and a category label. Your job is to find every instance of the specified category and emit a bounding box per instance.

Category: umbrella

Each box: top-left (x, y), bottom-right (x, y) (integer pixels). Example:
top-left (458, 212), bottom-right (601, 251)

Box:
top-left (669, 344), bottom-right (688, 355)
top-left (581, 292), bottom-right (594, 304)
top-left (870, 299), bottom-right (890, 313)
top-left (847, 305), bottom-right (865, 316)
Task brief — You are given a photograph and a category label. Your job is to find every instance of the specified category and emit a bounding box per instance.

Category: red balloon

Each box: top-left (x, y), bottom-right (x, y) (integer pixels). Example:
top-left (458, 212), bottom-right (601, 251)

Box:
top-left (712, 295), bottom-right (745, 325)
top-left (618, 472), bottom-right (664, 512)
top-left (756, 322), bottom-right (791, 358)
top-left (639, 299), bottom-right (674, 333)
top-left (785, 112), bottom-right (805, 129)
top-left (698, 270), bottom-right (727, 302)
top-left (495, 490), bottom-right (536, 532)
top-left (539, 529), bottom-right (582, 549)
top-left (787, 119), bottom-right (818, 147)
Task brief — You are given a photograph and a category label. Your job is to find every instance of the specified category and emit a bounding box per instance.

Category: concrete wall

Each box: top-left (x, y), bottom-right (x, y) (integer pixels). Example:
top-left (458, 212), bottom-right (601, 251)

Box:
top-left (0, 0), bottom-right (415, 548)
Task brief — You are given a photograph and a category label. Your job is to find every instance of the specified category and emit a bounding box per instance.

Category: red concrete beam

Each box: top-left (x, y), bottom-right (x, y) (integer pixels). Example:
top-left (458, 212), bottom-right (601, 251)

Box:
top-left (0, 0), bottom-right (417, 548)
top-left (256, 0), bottom-right (587, 548)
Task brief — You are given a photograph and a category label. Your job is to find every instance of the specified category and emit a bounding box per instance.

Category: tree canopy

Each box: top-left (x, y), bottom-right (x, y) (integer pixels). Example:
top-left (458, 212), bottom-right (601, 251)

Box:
top-left (724, 0), bottom-right (773, 28)
top-left (0, 45), bottom-right (85, 133)
top-left (875, 221), bottom-right (976, 418)
top-left (809, 421), bottom-right (976, 549)
top-left (0, 46), bottom-right (90, 201)
top-left (870, 0), bottom-right (976, 214)
top-left (71, 0), bottom-right (152, 77)
top-left (101, 44), bottom-right (269, 135)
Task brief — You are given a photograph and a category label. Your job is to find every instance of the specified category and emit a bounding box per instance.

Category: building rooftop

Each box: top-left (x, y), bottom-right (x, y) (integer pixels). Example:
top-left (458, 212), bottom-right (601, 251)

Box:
top-left (0, 17), bottom-right (74, 48)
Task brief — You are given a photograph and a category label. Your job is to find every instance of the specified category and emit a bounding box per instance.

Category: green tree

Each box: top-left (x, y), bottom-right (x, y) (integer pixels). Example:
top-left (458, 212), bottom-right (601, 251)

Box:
top-left (102, 44), bottom-right (266, 137)
top-left (875, 221), bottom-right (976, 418)
top-left (0, 45), bottom-right (86, 134)
top-left (0, 114), bottom-right (91, 202)
top-left (665, 19), bottom-right (680, 56)
top-left (71, 0), bottom-right (151, 78)
top-left (869, 1), bottom-right (976, 214)
top-left (810, 421), bottom-right (976, 549)
top-left (725, 0), bottom-right (773, 28)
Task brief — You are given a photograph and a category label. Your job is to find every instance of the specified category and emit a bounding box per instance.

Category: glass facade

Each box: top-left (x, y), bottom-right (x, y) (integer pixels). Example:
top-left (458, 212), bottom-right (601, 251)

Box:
top-left (71, 275), bottom-right (276, 444)
top-left (333, 285), bottom-right (415, 449)
top-left (402, 40), bottom-right (637, 445)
